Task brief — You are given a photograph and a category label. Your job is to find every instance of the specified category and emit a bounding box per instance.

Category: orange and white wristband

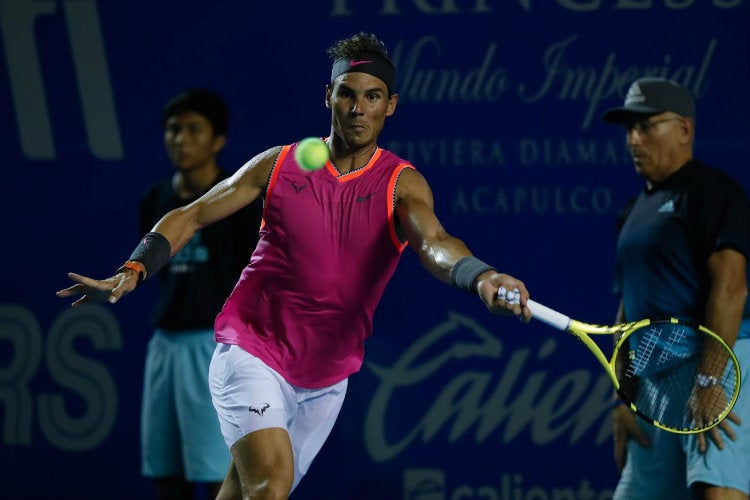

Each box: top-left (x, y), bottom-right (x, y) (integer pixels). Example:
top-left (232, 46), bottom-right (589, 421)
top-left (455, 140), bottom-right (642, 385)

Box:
top-left (116, 260), bottom-right (147, 284)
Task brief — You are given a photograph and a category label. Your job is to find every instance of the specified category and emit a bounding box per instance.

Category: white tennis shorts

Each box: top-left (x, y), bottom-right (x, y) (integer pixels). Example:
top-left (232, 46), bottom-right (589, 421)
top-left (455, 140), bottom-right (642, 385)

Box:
top-left (208, 343), bottom-right (347, 491)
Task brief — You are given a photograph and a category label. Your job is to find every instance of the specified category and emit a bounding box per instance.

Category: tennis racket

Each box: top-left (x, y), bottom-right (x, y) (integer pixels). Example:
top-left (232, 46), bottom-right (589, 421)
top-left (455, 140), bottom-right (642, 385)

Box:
top-left (500, 288), bottom-right (741, 433)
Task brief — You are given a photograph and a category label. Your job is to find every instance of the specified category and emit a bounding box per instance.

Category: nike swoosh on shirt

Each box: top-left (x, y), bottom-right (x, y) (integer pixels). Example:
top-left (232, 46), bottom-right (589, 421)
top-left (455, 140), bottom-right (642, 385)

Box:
top-left (349, 60), bottom-right (372, 67)
top-left (356, 193), bottom-right (375, 202)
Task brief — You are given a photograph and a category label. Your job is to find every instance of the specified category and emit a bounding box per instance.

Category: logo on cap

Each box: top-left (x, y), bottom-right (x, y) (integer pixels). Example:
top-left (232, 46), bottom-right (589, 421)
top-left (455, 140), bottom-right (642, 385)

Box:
top-left (624, 83), bottom-right (645, 105)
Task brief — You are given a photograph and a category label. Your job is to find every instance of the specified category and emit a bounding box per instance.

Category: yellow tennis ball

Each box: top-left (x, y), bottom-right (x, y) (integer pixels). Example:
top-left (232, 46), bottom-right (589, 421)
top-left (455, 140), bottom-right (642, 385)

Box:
top-left (295, 137), bottom-right (329, 171)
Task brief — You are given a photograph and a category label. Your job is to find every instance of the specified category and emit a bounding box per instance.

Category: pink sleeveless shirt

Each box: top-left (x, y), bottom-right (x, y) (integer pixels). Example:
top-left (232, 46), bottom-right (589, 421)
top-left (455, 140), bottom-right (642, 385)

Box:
top-left (215, 142), bottom-right (413, 388)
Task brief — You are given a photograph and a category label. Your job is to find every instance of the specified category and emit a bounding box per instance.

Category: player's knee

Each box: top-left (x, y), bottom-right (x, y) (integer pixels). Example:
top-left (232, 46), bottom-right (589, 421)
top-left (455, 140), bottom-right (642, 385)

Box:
top-left (244, 477), bottom-right (291, 500)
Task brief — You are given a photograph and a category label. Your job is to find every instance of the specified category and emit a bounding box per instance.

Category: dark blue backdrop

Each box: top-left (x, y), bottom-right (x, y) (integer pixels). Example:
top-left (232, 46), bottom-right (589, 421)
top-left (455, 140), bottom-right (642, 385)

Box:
top-left (1, 1), bottom-right (748, 499)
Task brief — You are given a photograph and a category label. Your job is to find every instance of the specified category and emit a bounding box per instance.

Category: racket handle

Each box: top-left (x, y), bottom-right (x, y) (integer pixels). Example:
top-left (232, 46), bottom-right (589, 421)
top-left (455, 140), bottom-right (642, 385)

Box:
top-left (526, 299), bottom-right (571, 331)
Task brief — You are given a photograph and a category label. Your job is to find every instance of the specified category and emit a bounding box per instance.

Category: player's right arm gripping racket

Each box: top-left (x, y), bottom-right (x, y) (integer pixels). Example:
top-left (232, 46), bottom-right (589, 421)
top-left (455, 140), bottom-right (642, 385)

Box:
top-left (517, 294), bottom-right (741, 434)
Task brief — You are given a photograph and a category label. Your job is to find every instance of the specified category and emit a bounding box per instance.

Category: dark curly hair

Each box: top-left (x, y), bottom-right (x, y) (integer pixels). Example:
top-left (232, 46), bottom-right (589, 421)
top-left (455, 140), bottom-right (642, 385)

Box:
top-left (326, 32), bottom-right (390, 63)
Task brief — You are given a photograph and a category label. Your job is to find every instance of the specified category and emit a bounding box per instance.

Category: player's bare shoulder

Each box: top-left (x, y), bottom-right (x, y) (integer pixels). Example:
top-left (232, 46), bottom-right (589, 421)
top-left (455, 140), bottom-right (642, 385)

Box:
top-left (394, 166), bottom-right (434, 208)
top-left (234, 145), bottom-right (284, 189)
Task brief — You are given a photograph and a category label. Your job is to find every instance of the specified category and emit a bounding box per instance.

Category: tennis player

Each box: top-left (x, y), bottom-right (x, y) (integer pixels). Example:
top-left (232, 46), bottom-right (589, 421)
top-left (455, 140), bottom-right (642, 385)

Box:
top-left (57, 32), bottom-right (532, 499)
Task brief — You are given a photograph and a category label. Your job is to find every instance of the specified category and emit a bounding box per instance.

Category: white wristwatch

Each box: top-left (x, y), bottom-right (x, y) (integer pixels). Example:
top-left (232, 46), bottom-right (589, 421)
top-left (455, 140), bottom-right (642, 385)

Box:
top-left (696, 374), bottom-right (719, 388)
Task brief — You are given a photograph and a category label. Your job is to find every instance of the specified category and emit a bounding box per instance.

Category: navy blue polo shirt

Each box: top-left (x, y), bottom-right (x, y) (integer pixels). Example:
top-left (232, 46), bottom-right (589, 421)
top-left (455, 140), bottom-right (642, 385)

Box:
top-left (615, 159), bottom-right (749, 324)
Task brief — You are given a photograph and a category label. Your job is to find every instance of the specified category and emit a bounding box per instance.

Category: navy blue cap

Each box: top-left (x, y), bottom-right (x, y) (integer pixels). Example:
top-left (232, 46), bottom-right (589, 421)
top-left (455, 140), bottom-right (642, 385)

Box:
top-left (603, 77), bottom-right (695, 123)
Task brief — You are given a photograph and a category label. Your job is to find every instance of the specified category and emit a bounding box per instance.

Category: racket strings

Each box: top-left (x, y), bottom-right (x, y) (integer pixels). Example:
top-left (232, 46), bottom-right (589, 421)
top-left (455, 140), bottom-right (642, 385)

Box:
top-left (615, 321), bottom-right (738, 432)
top-left (627, 327), bottom-right (660, 377)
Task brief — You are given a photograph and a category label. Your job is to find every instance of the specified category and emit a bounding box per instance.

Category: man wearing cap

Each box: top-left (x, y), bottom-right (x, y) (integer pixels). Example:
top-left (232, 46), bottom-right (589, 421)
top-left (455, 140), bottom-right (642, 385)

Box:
top-left (57, 32), bottom-right (533, 498)
top-left (604, 77), bottom-right (750, 499)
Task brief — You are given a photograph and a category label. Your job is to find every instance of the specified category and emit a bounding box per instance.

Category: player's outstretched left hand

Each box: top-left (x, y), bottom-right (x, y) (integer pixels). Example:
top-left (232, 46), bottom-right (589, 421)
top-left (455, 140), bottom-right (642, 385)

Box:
top-left (56, 271), bottom-right (138, 306)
